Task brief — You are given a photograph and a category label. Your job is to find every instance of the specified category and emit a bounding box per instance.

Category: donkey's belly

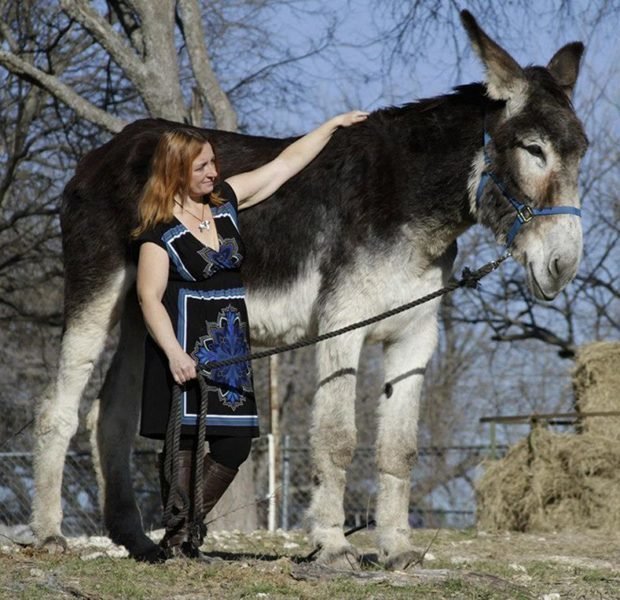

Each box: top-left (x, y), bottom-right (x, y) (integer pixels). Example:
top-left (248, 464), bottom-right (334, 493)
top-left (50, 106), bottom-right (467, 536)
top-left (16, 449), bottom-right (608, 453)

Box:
top-left (246, 265), bottom-right (320, 346)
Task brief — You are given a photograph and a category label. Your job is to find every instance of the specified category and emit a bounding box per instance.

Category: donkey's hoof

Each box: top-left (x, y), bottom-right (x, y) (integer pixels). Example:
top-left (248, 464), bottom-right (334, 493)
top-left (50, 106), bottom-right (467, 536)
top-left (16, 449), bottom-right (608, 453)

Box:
top-left (314, 544), bottom-right (361, 570)
top-left (131, 543), bottom-right (167, 564)
top-left (40, 535), bottom-right (68, 554)
top-left (383, 549), bottom-right (424, 571)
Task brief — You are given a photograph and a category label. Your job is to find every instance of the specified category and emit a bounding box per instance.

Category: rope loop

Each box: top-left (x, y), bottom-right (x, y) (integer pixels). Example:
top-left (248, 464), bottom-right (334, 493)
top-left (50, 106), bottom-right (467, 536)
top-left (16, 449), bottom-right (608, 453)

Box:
top-left (163, 375), bottom-right (210, 547)
top-left (163, 383), bottom-right (185, 528)
top-left (459, 267), bottom-right (479, 289)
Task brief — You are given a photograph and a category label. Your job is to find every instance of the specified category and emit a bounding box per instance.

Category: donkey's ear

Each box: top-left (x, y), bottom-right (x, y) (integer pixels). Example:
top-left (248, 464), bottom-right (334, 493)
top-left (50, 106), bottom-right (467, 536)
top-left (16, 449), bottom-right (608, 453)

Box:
top-left (547, 42), bottom-right (584, 99)
top-left (460, 10), bottom-right (526, 103)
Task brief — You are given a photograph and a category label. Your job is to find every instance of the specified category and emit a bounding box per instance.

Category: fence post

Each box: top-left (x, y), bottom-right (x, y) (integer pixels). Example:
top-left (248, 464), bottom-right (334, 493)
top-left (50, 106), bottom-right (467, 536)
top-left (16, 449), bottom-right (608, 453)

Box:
top-left (281, 434), bottom-right (290, 530)
top-left (489, 422), bottom-right (497, 459)
top-left (267, 433), bottom-right (276, 531)
top-left (268, 355), bottom-right (280, 530)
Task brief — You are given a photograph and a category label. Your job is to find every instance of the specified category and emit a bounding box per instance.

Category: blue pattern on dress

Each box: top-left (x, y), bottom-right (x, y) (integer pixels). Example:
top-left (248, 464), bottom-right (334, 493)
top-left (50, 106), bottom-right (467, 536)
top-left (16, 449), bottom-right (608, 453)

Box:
top-left (193, 305), bottom-right (253, 410)
top-left (198, 237), bottom-right (242, 278)
top-left (205, 415), bottom-right (259, 426)
top-left (176, 287), bottom-right (245, 350)
top-left (181, 413), bottom-right (259, 427)
top-left (212, 202), bottom-right (238, 230)
top-left (162, 225), bottom-right (196, 281)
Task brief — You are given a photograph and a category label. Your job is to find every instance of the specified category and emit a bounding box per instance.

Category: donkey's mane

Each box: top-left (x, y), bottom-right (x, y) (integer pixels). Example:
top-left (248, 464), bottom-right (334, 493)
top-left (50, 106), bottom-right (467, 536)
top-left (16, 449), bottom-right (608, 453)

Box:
top-left (373, 83), bottom-right (502, 122)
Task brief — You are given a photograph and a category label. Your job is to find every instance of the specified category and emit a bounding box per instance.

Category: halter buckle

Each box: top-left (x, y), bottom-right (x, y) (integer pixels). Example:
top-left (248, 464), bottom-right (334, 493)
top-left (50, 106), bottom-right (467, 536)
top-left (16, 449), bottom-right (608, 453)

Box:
top-left (516, 204), bottom-right (534, 223)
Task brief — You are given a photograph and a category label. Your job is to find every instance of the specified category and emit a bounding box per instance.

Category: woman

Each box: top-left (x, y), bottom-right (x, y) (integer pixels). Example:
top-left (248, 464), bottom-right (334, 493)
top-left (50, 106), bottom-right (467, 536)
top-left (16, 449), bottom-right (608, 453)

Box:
top-left (134, 110), bottom-right (368, 559)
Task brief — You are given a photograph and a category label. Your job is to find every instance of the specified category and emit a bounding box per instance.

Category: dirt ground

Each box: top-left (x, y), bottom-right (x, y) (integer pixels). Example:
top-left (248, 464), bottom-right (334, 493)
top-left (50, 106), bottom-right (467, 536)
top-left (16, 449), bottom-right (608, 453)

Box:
top-left (2, 527), bottom-right (620, 599)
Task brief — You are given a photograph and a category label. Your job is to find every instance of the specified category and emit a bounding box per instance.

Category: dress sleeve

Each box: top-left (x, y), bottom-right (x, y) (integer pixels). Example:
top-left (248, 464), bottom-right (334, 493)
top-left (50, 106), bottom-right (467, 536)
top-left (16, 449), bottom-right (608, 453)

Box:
top-left (136, 224), bottom-right (166, 249)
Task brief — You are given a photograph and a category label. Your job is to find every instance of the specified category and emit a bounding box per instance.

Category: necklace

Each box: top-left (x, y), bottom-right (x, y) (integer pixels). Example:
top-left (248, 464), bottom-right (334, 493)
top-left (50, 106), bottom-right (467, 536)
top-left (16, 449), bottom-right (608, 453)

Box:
top-left (174, 199), bottom-right (210, 231)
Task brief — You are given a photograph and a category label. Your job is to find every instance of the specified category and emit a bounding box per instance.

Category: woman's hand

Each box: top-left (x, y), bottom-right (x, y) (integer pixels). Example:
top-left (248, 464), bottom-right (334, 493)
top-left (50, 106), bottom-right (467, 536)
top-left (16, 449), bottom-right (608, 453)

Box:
top-left (335, 110), bottom-right (370, 128)
top-left (168, 350), bottom-right (197, 385)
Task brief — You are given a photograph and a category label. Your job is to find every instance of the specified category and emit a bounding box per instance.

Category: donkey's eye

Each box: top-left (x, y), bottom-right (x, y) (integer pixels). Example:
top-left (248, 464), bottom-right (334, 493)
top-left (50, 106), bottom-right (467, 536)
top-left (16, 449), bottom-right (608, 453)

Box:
top-left (525, 144), bottom-right (544, 159)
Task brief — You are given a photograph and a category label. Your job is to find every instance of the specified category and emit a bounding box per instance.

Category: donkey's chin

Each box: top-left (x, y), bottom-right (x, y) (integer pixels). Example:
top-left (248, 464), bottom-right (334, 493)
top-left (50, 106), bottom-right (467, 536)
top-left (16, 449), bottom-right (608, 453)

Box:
top-left (527, 263), bottom-right (560, 302)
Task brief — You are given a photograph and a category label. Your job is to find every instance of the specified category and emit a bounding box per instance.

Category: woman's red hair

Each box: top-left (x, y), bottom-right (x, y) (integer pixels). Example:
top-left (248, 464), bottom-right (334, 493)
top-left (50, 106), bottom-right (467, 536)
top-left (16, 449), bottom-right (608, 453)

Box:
top-left (132, 128), bottom-right (222, 238)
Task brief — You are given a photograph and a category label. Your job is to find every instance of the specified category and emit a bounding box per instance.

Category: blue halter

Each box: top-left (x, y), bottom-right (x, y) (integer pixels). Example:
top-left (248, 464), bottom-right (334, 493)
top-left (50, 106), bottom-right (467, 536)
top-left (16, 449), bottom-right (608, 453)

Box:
top-left (475, 130), bottom-right (582, 248)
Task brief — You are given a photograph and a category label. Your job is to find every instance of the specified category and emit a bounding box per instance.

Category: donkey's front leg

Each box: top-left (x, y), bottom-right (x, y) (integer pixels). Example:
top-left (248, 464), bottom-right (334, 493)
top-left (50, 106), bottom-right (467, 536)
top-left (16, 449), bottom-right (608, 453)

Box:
top-left (31, 270), bottom-right (127, 550)
top-left (308, 331), bottom-right (364, 567)
top-left (375, 311), bottom-right (439, 570)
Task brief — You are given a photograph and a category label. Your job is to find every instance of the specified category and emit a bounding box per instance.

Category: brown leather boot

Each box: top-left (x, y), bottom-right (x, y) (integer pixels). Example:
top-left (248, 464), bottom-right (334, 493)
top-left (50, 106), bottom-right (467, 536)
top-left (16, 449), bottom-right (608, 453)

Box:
top-left (158, 449), bottom-right (195, 558)
top-left (201, 454), bottom-right (239, 522)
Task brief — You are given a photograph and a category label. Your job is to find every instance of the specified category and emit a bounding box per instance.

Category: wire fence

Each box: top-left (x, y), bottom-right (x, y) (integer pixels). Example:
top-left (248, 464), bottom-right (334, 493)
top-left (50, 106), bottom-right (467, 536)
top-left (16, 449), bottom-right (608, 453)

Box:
top-left (0, 438), bottom-right (500, 536)
top-left (279, 438), bottom-right (503, 531)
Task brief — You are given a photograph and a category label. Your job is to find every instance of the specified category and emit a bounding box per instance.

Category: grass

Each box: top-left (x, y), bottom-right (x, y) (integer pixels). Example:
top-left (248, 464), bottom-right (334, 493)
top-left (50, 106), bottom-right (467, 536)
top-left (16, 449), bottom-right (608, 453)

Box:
top-left (2, 528), bottom-right (620, 599)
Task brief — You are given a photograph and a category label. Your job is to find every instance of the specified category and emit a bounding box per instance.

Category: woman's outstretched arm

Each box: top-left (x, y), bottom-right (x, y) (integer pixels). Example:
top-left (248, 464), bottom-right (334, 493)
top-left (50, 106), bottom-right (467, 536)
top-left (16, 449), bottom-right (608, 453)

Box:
top-left (226, 110), bottom-right (368, 210)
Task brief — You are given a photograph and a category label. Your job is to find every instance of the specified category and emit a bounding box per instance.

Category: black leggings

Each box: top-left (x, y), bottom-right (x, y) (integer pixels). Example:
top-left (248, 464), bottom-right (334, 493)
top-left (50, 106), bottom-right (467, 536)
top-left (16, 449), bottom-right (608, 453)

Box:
top-left (176, 435), bottom-right (252, 470)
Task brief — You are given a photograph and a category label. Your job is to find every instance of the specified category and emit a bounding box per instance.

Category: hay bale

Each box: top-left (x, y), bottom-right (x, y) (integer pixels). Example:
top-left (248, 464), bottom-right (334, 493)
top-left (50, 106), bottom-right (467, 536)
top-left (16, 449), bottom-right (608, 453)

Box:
top-left (573, 341), bottom-right (620, 438)
top-left (477, 426), bottom-right (620, 532)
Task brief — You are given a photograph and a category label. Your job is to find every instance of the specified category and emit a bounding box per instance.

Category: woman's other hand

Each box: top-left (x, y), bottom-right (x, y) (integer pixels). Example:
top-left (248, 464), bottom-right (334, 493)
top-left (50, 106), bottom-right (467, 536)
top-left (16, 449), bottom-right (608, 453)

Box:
top-left (168, 350), bottom-right (198, 385)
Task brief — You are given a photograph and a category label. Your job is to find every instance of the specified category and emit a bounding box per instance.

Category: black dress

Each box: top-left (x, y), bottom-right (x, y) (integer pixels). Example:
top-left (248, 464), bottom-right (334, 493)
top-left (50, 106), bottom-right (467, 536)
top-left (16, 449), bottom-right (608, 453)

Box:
top-left (138, 182), bottom-right (259, 440)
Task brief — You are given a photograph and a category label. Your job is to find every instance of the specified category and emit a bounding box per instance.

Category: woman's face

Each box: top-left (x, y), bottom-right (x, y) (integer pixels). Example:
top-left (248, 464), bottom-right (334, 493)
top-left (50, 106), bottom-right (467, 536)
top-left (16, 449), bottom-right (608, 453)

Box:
top-left (188, 142), bottom-right (217, 199)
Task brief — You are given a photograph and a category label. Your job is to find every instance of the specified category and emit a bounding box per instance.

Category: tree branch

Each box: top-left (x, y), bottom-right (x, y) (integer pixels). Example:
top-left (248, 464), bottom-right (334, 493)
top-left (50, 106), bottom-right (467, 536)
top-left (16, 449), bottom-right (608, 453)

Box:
top-left (0, 50), bottom-right (126, 132)
top-left (59, 0), bottom-right (147, 84)
top-left (0, 18), bottom-right (18, 53)
top-left (106, 0), bottom-right (144, 56)
top-left (176, 0), bottom-right (237, 130)
top-left (0, 297), bottom-right (62, 326)
top-left (226, 40), bottom-right (332, 97)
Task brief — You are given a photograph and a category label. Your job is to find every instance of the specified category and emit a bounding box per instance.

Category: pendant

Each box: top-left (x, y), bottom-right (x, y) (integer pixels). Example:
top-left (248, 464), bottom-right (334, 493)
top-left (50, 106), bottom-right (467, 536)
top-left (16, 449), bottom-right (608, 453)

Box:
top-left (198, 219), bottom-right (210, 232)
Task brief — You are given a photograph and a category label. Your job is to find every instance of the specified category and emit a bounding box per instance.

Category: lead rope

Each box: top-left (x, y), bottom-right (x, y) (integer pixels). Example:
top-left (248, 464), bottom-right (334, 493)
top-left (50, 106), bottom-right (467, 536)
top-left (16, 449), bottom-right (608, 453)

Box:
top-left (190, 376), bottom-right (209, 547)
top-left (163, 383), bottom-right (185, 531)
top-left (201, 254), bottom-right (510, 373)
top-left (161, 253), bottom-right (510, 545)
top-left (163, 377), bottom-right (209, 551)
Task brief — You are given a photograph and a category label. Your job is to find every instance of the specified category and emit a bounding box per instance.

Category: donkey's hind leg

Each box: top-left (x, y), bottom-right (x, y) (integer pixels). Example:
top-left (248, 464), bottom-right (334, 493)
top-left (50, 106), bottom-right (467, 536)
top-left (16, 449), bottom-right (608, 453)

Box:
top-left (307, 330), bottom-right (364, 567)
top-left (31, 269), bottom-right (128, 549)
top-left (93, 289), bottom-right (162, 561)
top-left (375, 309), bottom-right (440, 570)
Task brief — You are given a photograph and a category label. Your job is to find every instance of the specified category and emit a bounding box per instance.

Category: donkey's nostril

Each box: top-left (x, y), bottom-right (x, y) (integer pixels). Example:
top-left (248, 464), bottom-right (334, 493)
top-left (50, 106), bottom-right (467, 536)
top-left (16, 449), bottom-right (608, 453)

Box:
top-left (547, 253), bottom-right (562, 279)
top-left (549, 253), bottom-right (571, 280)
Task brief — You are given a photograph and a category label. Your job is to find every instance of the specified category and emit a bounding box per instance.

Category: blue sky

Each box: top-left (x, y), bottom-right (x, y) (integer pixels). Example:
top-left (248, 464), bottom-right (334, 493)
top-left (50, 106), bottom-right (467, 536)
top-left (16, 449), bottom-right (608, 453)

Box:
top-left (232, 1), bottom-right (618, 137)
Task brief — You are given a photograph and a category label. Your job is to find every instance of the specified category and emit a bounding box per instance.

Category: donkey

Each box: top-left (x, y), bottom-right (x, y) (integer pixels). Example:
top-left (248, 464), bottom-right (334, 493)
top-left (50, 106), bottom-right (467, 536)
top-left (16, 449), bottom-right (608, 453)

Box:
top-left (31, 11), bottom-right (587, 567)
